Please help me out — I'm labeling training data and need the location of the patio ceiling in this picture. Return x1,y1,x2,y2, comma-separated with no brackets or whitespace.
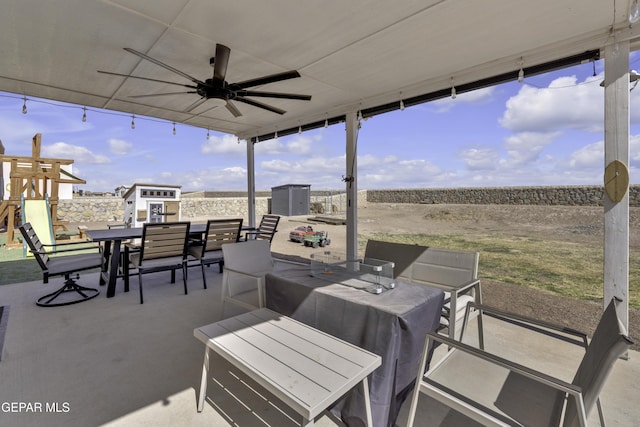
1,0,640,142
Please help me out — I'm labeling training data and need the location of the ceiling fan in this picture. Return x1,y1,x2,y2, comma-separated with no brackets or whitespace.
98,44,311,117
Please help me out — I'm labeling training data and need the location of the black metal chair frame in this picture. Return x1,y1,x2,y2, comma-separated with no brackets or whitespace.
244,214,280,243
187,218,243,289
19,222,102,307
127,222,190,304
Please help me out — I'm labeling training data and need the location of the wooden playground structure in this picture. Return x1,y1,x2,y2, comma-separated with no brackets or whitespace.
0,133,86,247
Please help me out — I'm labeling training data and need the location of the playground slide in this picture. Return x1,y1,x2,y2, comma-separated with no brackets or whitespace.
22,198,55,257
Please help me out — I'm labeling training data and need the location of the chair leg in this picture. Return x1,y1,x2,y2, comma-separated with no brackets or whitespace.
406,336,432,427
138,271,144,304
218,260,224,274
200,263,207,289
220,272,229,319
123,245,130,293
182,263,188,295
35,275,100,307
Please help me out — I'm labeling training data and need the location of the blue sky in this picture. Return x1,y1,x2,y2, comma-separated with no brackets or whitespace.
1,57,640,193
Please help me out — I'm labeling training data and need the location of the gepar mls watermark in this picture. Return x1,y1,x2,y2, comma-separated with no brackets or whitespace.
2,401,70,413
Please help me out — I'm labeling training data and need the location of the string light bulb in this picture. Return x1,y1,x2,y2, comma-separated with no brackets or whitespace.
206,128,210,140
131,115,135,130
451,79,457,99
298,125,302,134
357,110,363,121
517,57,524,83
324,117,329,128
400,99,405,111
22,97,27,114
82,107,87,122
172,121,176,135
274,129,278,139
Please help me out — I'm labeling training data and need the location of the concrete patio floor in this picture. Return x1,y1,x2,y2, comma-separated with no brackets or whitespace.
0,265,638,427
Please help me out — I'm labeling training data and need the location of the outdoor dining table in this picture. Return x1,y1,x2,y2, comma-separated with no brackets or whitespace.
265,267,444,427
86,223,208,298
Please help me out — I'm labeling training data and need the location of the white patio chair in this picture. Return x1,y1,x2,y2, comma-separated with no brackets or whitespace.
406,299,633,427
220,239,304,312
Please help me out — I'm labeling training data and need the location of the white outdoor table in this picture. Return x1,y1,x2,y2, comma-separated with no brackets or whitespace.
194,308,382,426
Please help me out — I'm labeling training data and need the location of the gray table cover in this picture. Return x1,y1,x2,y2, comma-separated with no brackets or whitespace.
265,268,444,427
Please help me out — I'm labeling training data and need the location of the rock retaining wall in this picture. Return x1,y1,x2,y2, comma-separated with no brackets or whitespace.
57,186,635,223
56,190,367,223
366,185,640,206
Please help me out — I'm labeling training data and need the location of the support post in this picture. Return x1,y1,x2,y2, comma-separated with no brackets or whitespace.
603,41,630,341
345,111,359,263
246,138,256,228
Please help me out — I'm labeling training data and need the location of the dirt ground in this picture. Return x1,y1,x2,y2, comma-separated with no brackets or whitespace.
271,203,639,350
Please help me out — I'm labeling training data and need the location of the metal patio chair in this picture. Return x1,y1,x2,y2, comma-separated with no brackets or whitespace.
406,299,633,427
128,221,190,304
243,214,280,243
220,239,304,313
19,222,102,307
187,218,243,288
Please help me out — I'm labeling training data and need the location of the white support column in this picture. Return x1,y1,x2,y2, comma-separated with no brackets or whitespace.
603,41,630,336
246,138,256,228
345,111,359,262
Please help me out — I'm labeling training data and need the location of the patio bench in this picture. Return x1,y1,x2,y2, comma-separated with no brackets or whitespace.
194,308,381,426
364,239,482,342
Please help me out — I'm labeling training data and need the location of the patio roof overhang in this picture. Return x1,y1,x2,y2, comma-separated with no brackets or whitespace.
0,0,638,140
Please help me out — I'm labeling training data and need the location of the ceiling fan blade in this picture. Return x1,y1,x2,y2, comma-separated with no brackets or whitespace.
124,48,205,85
213,44,230,83
98,70,198,89
225,100,242,117
238,90,311,101
235,97,286,115
128,91,197,99
231,70,301,89
184,97,209,113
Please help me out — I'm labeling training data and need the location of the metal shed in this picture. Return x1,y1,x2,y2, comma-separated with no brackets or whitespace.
271,184,310,216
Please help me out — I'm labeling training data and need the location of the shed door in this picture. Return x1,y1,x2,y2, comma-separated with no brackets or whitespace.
164,201,179,220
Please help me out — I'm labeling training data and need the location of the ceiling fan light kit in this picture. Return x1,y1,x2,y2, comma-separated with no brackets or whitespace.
98,44,311,118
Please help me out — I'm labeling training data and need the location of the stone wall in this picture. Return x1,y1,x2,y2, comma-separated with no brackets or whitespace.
366,185,640,207
57,190,367,223
57,186,631,223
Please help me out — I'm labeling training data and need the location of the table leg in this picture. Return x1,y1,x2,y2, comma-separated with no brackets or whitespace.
197,346,210,412
362,377,373,427
99,240,111,287
106,239,122,298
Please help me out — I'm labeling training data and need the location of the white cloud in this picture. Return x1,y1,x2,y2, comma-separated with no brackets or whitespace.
500,75,605,133
256,134,318,155
172,166,247,191
459,147,501,171
109,138,132,155
41,142,110,164
503,131,559,165
201,134,244,155
568,140,603,169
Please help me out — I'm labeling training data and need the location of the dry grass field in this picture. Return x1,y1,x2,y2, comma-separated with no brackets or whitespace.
273,203,640,350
